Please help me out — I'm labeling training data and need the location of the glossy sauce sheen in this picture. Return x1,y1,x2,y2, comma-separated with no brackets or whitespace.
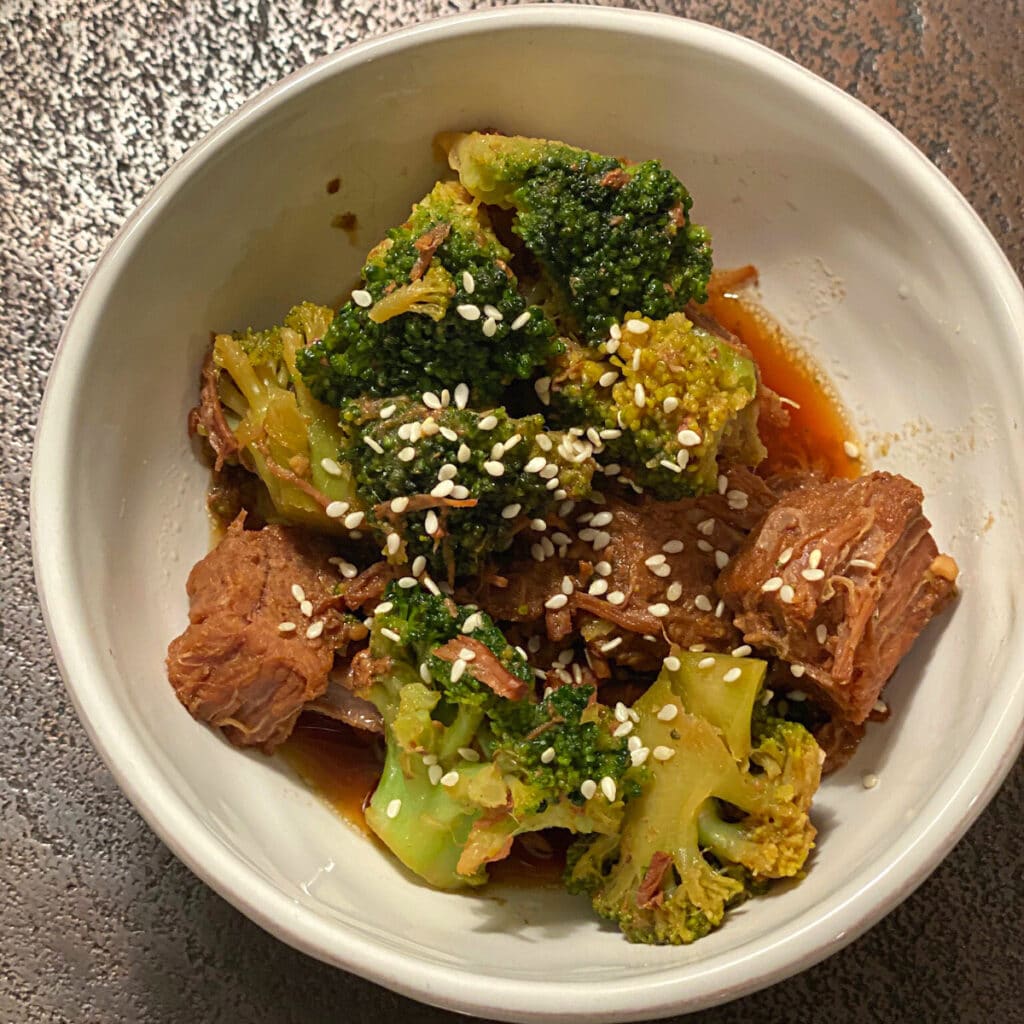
279,268,857,880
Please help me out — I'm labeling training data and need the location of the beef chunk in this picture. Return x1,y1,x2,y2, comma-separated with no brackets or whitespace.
465,465,776,672
167,517,355,752
716,472,958,724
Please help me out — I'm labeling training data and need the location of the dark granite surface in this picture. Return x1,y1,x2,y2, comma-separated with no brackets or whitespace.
2,2,1022,1022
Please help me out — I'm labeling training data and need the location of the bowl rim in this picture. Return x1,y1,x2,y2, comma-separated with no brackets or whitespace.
31,5,1024,1021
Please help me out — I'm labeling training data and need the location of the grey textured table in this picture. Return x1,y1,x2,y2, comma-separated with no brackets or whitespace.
2,2,1022,1022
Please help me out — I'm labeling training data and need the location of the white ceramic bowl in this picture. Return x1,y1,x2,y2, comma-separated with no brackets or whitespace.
32,7,1024,1021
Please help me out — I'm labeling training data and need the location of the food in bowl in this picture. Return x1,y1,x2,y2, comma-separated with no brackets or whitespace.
166,131,958,944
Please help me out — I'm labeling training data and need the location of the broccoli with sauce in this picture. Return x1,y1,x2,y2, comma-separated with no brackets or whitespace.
442,132,713,341
565,651,821,944
297,181,560,407
339,397,595,579
358,583,634,888
205,303,362,532
546,312,764,498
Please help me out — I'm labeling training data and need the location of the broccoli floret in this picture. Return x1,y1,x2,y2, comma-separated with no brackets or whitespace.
358,583,631,888
209,303,361,531
297,181,560,407
546,312,764,497
339,397,594,579
443,132,713,341
565,651,821,944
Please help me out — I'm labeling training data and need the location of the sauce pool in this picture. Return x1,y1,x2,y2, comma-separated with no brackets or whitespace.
279,267,858,879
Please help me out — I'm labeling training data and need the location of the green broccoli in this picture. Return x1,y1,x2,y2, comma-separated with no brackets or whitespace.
207,302,361,531
442,132,713,341
339,397,595,579
565,651,821,944
297,181,560,407
546,312,764,497
357,583,631,888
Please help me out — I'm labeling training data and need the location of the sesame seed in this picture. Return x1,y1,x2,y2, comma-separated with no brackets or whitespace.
802,568,825,581
715,599,725,618
534,377,552,405
461,612,482,633
386,798,402,819
351,289,372,307
778,547,794,566
862,772,879,790
698,518,715,536
390,496,409,513
662,539,684,554
410,556,426,577
590,511,613,528
500,503,521,520
607,591,626,606
306,620,325,639
482,317,497,338
449,658,466,682
539,746,556,765
694,594,713,612
626,319,649,334
457,443,471,463
422,576,441,596
374,602,394,616
561,576,575,595
599,636,622,653
609,323,623,340
779,585,795,604
511,310,531,330
504,434,522,452
844,441,861,459
440,770,460,788
379,404,397,420
598,370,618,387
666,582,683,602
648,603,670,618
419,665,432,684
521,455,545,476
461,270,475,293
291,584,306,603
278,621,296,633
540,463,559,480
479,415,499,431
660,459,681,473
791,663,806,677
762,576,784,593
557,649,575,666
816,624,828,645
428,764,444,786
422,391,441,409
715,550,730,570
430,479,455,498
727,489,748,504
545,594,569,610
530,543,546,562
652,745,675,761
536,434,553,451
595,561,612,576
788,690,807,702
300,600,313,617
630,747,650,767
600,777,617,802
718,474,729,495
324,499,348,519
849,558,877,569
398,446,416,462
380,627,402,642
481,304,502,321
612,720,634,738
690,644,707,652
438,463,458,481
732,644,752,657
634,383,646,408
490,442,505,460
320,457,343,477
344,511,365,529
645,554,667,568
874,699,888,713
397,576,418,589
677,429,702,447
698,656,715,669
579,779,598,800
457,303,481,321
656,704,679,723
723,667,742,683
663,396,679,413
484,460,504,477
809,549,822,569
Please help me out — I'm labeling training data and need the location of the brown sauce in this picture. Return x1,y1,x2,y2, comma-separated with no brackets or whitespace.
277,265,857,882
702,266,860,480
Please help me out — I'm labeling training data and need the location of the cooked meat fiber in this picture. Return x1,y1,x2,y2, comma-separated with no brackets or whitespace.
717,472,958,724
167,517,353,752
466,465,776,672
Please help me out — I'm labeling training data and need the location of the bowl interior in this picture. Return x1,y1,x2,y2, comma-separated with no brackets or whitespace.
36,10,1024,1021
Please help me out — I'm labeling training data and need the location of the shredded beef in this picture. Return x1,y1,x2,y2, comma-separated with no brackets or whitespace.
432,638,530,700
166,516,352,752
188,349,239,472
716,472,957,724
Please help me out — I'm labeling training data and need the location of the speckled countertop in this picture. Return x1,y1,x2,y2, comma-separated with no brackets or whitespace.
2,2,1022,1022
